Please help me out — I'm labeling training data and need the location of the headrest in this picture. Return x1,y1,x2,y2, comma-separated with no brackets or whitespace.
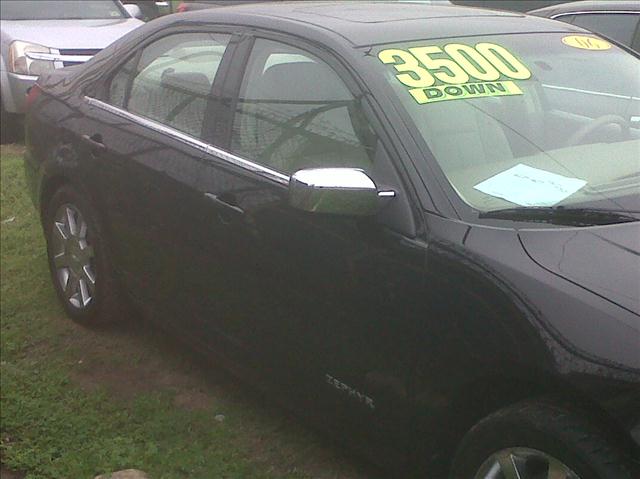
256,61,351,102
161,69,211,95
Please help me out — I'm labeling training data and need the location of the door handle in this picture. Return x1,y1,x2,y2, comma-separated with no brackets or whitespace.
204,193,245,216
81,134,106,152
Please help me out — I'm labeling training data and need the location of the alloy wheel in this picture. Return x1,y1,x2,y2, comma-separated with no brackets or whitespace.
475,447,580,479
51,203,96,309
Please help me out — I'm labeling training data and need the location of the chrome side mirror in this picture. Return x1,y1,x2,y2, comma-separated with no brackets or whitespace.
289,168,393,216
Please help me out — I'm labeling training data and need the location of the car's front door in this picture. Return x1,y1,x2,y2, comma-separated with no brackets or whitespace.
197,35,428,462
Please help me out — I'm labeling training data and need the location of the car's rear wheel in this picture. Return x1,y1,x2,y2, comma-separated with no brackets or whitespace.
45,184,126,325
450,399,637,479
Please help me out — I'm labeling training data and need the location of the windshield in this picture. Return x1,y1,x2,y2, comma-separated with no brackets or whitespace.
373,33,640,215
0,0,126,20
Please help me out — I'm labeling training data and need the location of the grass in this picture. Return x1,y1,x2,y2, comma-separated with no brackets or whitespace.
0,144,373,479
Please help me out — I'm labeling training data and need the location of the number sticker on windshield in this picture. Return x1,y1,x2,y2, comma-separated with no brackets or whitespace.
562,35,611,51
378,43,531,105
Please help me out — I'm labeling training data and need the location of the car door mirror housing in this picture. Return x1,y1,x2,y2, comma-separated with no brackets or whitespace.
289,168,389,216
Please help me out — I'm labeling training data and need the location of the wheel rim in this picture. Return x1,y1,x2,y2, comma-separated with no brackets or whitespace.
474,447,580,479
51,203,96,309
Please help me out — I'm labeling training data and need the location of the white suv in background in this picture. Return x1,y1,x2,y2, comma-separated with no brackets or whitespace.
0,0,143,141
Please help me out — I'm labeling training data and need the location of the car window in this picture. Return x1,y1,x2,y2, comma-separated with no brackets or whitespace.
569,13,640,47
230,39,375,174
554,14,575,23
126,33,231,139
108,56,137,109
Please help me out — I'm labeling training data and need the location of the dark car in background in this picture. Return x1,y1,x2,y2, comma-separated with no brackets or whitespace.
174,0,581,13
529,1,640,51
24,2,640,478
122,1,171,21
175,0,452,13
175,0,273,13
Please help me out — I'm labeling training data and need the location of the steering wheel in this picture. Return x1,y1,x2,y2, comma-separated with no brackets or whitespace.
567,114,630,146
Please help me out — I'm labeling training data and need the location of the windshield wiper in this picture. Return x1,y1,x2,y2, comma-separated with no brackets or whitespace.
479,207,639,226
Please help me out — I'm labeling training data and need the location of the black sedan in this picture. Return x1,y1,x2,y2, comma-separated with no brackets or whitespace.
529,0,640,52
24,2,640,478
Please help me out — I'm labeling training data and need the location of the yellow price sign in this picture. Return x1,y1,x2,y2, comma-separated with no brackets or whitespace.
379,42,531,105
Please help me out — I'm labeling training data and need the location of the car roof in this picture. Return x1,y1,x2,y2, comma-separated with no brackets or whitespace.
530,1,640,16
175,1,584,47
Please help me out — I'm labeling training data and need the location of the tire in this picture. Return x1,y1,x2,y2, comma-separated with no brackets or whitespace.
44,184,126,326
450,398,637,479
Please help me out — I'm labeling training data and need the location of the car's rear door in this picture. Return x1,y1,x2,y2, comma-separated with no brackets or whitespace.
79,28,244,342
197,33,428,463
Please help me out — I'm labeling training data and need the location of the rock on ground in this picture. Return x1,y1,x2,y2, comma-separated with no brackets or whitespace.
94,469,150,479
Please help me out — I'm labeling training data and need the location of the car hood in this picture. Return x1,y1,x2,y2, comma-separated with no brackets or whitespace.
519,221,640,316
1,18,143,50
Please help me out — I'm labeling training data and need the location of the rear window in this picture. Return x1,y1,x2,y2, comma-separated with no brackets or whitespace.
106,32,231,139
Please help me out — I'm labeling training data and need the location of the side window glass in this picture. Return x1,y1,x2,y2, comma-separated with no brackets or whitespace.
127,32,231,138
108,55,136,108
554,14,575,23
230,39,376,175
570,13,640,47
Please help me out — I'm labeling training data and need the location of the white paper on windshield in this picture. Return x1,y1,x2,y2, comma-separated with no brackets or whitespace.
473,164,587,207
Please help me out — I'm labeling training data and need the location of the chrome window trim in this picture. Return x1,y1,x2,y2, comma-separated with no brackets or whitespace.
27,52,93,63
541,84,640,101
84,96,290,186
551,10,640,19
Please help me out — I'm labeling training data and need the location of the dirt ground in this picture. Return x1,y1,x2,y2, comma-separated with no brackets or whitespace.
68,318,379,478
1,467,25,479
